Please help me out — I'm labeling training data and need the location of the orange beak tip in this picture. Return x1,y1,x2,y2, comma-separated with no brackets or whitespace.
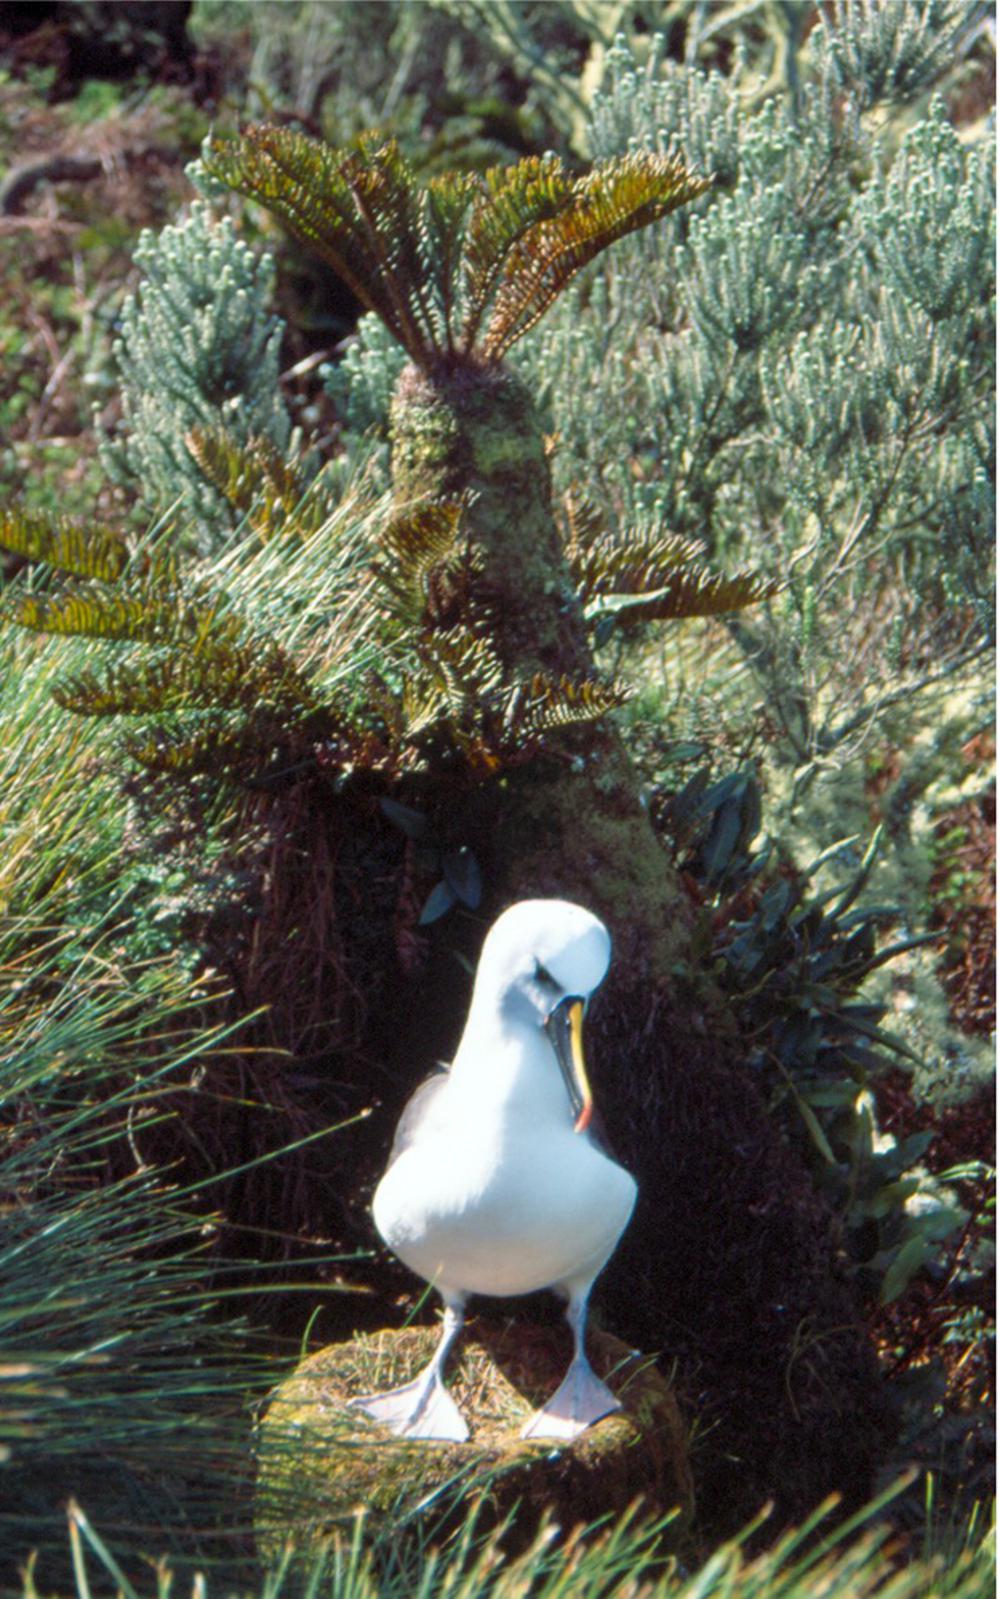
574,1103,593,1134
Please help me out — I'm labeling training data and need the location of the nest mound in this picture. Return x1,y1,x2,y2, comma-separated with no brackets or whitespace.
255,1319,692,1560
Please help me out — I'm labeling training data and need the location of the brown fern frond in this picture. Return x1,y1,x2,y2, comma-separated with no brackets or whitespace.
373,504,492,631
577,531,779,626
52,640,317,719
203,127,435,365
374,505,465,600
7,574,244,651
0,505,128,582
503,671,629,739
420,625,506,716
10,588,177,643
567,526,714,606
421,171,480,353
203,128,709,371
398,676,450,744
122,720,278,781
124,697,376,783
482,151,712,361
590,565,779,625
560,494,779,628
559,491,615,570
460,156,575,351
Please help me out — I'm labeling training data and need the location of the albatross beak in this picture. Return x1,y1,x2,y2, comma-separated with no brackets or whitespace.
544,996,593,1133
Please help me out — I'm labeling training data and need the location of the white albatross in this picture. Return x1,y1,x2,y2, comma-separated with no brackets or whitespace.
349,898,637,1443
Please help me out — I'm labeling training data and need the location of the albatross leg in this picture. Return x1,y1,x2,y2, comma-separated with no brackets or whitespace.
347,1294,469,1441
521,1282,621,1441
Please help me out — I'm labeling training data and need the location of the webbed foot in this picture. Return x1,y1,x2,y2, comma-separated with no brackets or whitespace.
520,1357,621,1441
348,1373,469,1442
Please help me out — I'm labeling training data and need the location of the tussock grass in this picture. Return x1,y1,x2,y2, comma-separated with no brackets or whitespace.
0,622,362,1590
29,1480,996,1599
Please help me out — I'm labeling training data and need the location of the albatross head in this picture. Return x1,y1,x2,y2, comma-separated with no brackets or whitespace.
471,899,611,1132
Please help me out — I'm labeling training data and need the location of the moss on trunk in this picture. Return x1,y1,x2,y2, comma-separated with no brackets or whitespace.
389,358,700,982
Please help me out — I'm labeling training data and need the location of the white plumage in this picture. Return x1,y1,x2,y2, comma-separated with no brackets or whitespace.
350,899,637,1442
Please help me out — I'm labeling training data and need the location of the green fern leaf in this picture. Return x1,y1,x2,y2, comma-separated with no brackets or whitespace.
421,172,480,352
0,506,128,582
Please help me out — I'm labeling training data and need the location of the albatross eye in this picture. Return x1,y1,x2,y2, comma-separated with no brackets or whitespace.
534,960,559,991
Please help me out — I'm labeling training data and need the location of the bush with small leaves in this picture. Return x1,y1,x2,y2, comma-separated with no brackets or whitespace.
100,202,291,551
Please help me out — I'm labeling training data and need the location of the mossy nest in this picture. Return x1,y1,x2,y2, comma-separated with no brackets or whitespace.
255,1318,693,1562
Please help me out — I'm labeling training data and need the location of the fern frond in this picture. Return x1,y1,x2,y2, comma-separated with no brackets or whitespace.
421,172,480,354
559,490,610,560
568,525,716,603
585,565,780,627
482,152,712,361
10,589,176,643
52,641,317,719
421,625,506,715
203,127,433,365
0,505,128,582
203,128,709,370
460,156,575,351
504,672,629,738
8,577,244,650
562,501,779,628
122,719,278,781
185,428,312,539
375,504,465,597
372,503,490,633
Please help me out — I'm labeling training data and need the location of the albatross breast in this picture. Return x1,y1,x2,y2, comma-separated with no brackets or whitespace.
374,1112,636,1298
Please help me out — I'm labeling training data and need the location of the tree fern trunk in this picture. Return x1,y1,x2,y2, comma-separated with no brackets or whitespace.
390,359,699,978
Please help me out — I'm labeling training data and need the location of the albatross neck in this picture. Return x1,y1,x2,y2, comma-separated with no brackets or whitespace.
448,992,573,1126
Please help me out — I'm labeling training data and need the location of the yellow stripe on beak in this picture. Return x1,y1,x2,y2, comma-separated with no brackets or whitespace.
568,1000,593,1133
544,996,594,1134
